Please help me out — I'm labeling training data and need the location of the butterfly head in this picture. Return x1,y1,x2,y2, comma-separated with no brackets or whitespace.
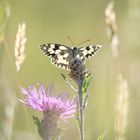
72,47,78,57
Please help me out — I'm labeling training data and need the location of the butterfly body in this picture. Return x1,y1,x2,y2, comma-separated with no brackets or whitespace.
40,43,102,70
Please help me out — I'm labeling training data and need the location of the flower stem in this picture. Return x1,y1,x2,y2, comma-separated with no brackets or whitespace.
77,80,84,140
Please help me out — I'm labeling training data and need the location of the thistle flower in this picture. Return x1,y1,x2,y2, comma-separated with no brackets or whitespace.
19,84,76,140
15,22,27,71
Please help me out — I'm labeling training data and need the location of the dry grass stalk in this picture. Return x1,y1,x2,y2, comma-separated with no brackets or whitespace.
15,22,27,71
115,75,129,140
105,2,119,58
3,92,16,140
0,1,10,32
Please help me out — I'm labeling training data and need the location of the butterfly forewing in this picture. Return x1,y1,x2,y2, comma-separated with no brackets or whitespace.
78,45,102,62
40,44,71,70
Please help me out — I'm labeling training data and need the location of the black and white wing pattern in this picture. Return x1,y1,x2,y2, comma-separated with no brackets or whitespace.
78,45,102,62
40,43,102,70
40,44,72,70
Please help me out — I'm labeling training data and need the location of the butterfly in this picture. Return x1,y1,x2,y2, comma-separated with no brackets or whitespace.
40,43,102,70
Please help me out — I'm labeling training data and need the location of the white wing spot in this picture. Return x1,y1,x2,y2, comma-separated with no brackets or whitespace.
48,48,54,53
59,46,67,50
89,46,94,52
63,53,69,58
49,51,55,54
88,50,93,54
82,50,88,55
57,55,68,64
55,50,61,54
79,47,85,51
97,45,102,48
43,46,47,50
80,56,84,60
50,44,55,49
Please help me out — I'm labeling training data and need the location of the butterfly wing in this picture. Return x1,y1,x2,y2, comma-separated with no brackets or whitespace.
40,44,71,70
78,45,102,62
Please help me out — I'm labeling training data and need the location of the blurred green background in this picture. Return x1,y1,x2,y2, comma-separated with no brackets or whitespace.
0,0,140,139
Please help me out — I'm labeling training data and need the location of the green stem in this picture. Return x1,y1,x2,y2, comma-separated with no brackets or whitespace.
77,80,84,140
76,99,81,130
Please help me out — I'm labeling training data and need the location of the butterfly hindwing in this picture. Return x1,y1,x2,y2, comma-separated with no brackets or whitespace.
40,44,71,70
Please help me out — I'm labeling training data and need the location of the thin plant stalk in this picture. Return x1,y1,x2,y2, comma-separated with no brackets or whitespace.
62,74,85,140
1,24,33,140
105,2,129,140
0,36,16,140
68,58,94,140
77,80,84,140
115,75,129,140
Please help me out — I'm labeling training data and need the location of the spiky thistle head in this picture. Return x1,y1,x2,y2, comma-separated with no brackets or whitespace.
19,84,76,139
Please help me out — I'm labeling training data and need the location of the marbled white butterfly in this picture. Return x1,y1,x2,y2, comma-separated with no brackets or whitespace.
40,43,102,70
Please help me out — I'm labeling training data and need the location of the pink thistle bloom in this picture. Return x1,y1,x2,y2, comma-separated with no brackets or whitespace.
19,84,77,139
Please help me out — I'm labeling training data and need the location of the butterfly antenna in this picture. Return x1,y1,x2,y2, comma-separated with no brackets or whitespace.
67,36,75,46
77,39,91,46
